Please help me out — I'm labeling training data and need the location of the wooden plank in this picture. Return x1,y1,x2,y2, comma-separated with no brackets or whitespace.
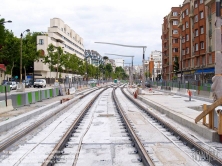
209,111,213,129
203,104,207,125
195,97,222,123
218,112,222,135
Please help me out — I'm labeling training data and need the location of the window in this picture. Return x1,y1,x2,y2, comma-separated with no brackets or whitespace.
61,28,63,31
202,55,205,65
173,21,178,25
182,49,185,55
209,54,212,64
182,24,185,31
200,0,203,4
200,41,204,49
195,15,198,22
186,9,189,15
173,39,178,43
173,12,178,16
194,1,198,8
186,22,189,28
182,12,185,18
195,29,198,36
182,37,185,43
173,48,178,52
186,47,189,54
186,34,189,41
39,39,44,45
173,30,178,34
200,26,204,34
200,11,204,19
195,43,199,51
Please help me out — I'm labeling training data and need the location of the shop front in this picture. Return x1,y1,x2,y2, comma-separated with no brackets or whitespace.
195,67,214,84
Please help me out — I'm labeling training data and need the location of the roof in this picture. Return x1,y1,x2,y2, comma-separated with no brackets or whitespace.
0,64,6,71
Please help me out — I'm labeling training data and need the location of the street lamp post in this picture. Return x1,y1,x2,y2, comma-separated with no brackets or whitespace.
95,42,147,89
20,29,30,84
105,53,134,86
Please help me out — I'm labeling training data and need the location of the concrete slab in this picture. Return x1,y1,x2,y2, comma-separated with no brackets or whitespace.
127,88,220,142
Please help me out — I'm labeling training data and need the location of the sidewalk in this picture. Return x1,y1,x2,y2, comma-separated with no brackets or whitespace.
127,87,220,142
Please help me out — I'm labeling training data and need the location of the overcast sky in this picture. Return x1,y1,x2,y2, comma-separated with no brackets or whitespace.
1,0,181,65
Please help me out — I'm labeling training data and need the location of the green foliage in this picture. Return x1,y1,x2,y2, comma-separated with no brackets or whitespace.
0,18,6,46
173,56,179,72
0,30,20,75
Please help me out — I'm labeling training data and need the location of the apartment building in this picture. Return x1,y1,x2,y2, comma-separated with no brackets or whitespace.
114,59,124,68
162,0,216,83
35,18,85,78
150,50,162,80
85,50,103,67
162,7,181,80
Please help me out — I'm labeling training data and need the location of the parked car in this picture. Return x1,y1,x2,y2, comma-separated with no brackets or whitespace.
7,81,17,90
88,79,97,84
23,80,33,88
1,80,8,85
145,81,151,88
33,79,46,88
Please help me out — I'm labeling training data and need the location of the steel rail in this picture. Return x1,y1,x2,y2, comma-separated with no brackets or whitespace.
112,87,155,166
0,87,101,153
122,87,222,166
42,87,108,166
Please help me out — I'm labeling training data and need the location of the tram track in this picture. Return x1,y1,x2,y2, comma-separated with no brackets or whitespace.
0,87,103,154
42,87,108,165
121,87,222,166
112,87,155,166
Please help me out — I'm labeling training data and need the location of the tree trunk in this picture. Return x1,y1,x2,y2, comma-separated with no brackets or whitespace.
24,66,26,81
10,61,14,81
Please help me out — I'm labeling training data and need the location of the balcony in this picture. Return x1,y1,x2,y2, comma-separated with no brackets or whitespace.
177,21,182,28
205,0,212,6
189,12,194,18
170,16,178,21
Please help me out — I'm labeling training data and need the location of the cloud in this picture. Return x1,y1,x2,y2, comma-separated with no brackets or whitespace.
1,0,181,64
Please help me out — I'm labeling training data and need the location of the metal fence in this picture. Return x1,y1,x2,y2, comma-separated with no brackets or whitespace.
151,80,212,92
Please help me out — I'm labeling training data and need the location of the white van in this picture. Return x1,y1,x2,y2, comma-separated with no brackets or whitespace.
34,79,46,88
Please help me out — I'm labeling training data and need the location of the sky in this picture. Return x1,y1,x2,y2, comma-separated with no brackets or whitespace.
1,0,182,65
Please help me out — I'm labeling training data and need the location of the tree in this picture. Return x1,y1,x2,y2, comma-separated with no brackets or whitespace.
0,30,20,79
0,18,6,47
43,44,56,82
173,56,179,72
105,63,113,79
22,32,41,80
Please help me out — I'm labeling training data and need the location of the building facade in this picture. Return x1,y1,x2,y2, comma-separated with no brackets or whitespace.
150,50,162,80
85,50,103,67
114,59,124,68
162,0,217,84
35,18,85,78
162,7,181,81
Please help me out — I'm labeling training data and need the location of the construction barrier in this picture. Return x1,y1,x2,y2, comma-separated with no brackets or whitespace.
10,88,60,108
0,85,10,93
0,99,14,114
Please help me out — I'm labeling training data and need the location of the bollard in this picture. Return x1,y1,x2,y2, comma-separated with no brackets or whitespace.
187,89,192,101
5,86,7,107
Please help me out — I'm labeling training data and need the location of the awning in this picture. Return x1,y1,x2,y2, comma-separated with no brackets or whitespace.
0,64,6,71
195,68,214,74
